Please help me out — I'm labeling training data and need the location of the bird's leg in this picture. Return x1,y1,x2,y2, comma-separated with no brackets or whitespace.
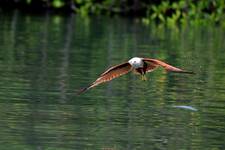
143,74,147,81
142,64,148,81
141,74,147,81
138,68,148,81
141,75,144,80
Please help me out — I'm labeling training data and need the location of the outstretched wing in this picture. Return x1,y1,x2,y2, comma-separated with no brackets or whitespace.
78,62,132,94
143,58,194,74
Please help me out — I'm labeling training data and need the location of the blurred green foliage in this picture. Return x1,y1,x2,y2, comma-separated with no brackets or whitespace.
143,0,225,26
1,0,225,25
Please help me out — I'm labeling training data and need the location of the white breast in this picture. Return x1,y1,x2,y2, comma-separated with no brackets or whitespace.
128,57,143,68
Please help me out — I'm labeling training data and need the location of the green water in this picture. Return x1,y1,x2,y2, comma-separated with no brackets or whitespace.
0,11,225,150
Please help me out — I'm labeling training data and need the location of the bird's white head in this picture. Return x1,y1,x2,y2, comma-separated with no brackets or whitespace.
128,57,143,68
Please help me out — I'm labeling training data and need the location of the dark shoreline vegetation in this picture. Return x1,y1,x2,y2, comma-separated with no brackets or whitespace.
1,0,225,26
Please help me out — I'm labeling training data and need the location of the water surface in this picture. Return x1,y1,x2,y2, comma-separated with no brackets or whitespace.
0,11,225,150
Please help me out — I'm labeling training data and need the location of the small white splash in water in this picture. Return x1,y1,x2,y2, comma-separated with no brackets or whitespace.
172,105,198,111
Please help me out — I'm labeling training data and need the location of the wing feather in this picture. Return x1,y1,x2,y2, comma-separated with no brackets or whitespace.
78,62,132,94
143,58,194,74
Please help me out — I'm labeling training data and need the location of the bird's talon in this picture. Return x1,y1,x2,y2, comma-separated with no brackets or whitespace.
143,75,147,81
141,75,147,81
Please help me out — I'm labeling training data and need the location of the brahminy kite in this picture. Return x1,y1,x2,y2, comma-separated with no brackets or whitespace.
78,57,194,94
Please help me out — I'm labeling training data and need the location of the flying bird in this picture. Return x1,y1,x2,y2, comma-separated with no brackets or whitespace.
78,57,194,94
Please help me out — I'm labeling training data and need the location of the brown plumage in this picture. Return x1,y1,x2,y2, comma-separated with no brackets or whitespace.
78,57,194,94
143,58,194,74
